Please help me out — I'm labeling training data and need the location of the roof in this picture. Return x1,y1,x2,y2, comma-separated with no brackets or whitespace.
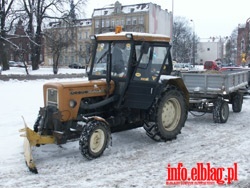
92,3,150,17
48,18,92,28
95,31,170,42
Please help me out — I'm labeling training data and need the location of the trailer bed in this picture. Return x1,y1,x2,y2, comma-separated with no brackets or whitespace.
181,70,248,96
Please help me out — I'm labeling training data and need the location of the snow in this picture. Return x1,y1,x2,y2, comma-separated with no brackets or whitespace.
97,31,171,39
0,67,250,188
92,4,149,17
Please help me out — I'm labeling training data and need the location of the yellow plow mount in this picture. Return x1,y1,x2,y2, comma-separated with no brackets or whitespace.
19,116,55,174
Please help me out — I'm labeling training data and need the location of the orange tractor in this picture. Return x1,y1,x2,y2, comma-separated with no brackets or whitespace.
20,27,189,173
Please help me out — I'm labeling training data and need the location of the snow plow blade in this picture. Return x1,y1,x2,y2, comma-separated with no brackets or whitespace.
19,117,55,174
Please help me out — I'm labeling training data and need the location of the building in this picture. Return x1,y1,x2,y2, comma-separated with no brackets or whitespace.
197,37,224,65
91,1,172,36
8,19,44,64
44,18,92,67
237,18,250,66
43,1,172,67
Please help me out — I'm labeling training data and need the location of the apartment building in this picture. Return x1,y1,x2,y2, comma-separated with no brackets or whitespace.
92,1,172,36
44,18,92,67
43,1,172,67
237,18,250,66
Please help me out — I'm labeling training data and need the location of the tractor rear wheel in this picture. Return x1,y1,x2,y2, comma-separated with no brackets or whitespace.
79,120,110,159
144,87,187,141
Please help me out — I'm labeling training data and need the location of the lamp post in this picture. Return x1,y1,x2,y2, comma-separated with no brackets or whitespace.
190,19,195,67
171,0,174,42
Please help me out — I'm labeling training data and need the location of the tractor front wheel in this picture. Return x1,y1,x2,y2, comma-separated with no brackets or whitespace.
79,120,110,160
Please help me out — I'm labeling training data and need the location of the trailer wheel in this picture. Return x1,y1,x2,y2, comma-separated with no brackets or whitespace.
232,93,243,112
79,120,110,160
144,87,187,141
213,99,229,123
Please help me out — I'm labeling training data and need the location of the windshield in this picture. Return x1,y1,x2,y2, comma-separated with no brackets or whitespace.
92,42,131,78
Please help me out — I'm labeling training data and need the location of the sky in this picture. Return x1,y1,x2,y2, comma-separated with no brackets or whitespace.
85,0,250,39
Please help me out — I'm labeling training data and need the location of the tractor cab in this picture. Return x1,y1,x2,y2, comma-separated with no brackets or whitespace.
88,28,173,109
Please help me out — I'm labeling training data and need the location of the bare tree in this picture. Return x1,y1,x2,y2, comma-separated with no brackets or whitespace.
0,0,19,70
172,16,199,63
75,40,92,69
224,28,238,65
21,0,87,70
44,23,76,74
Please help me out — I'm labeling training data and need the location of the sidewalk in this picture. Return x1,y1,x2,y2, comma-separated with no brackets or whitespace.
0,67,86,81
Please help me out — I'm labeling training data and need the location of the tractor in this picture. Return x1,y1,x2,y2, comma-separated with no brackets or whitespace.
20,27,189,173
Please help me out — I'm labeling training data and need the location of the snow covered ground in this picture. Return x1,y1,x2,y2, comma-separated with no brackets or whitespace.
0,67,250,188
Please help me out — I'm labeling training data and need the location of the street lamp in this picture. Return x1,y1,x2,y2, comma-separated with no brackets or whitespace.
171,0,174,42
190,19,195,67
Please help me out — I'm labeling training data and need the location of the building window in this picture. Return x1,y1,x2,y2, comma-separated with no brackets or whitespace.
95,20,99,28
65,56,68,64
132,17,137,25
78,32,82,40
111,20,115,28
121,19,124,26
139,27,144,32
207,48,210,51
116,19,120,26
85,31,89,38
139,16,144,24
126,17,131,25
106,20,110,27
104,10,108,15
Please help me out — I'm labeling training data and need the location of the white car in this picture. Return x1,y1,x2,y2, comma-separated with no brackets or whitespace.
173,63,190,71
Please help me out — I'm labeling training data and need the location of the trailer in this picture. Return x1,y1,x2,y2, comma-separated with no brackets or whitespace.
180,70,249,123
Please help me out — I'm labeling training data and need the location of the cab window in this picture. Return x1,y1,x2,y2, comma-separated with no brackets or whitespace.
134,45,168,81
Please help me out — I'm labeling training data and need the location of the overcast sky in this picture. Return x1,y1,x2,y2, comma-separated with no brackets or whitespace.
85,0,250,39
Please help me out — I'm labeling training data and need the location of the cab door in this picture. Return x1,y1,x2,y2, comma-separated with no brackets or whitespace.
123,44,169,109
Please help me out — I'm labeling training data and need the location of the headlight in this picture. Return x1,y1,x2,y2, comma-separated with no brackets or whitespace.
47,88,58,107
69,100,77,108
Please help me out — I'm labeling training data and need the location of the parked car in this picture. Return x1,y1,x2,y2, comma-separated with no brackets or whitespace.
8,61,19,67
16,61,26,67
68,63,85,69
93,63,107,75
8,61,25,67
173,63,190,72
